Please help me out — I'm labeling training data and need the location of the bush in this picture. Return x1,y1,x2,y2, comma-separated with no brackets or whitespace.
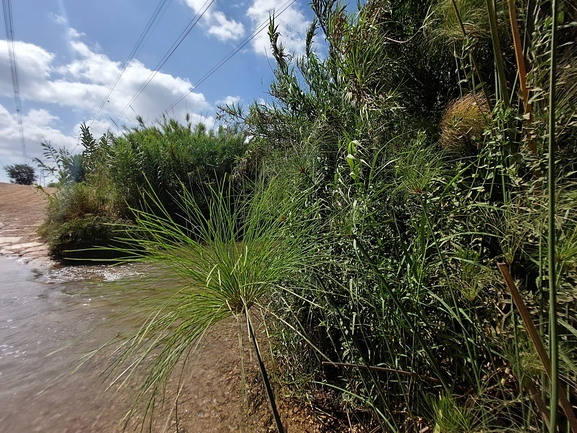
108,120,247,222
42,181,116,224
39,174,125,262
39,120,247,261
45,214,132,263
4,163,37,185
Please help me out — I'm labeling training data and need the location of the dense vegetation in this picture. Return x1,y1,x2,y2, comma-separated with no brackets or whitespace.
39,118,246,261
41,0,577,431
217,1,577,430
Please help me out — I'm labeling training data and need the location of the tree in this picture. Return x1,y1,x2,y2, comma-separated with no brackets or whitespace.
4,163,37,185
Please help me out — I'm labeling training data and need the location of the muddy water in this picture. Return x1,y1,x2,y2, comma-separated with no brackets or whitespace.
0,256,147,433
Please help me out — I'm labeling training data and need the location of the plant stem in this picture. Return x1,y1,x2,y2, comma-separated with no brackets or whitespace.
487,0,510,106
547,1,558,431
246,313,285,433
507,0,537,156
321,361,442,384
497,263,577,432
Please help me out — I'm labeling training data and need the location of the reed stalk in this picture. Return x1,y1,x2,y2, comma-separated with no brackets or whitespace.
547,1,559,430
507,0,537,156
497,263,577,432
486,0,510,106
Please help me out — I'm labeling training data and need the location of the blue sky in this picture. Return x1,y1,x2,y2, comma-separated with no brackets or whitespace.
0,0,317,183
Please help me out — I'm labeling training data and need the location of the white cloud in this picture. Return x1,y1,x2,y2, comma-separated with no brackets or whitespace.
247,0,309,56
0,36,212,126
0,104,77,175
48,13,67,25
207,11,245,41
217,95,241,105
0,40,54,91
68,28,86,39
0,32,217,182
184,0,245,42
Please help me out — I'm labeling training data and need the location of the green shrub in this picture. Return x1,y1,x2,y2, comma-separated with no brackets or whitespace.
108,119,247,222
42,182,116,224
4,163,37,185
39,167,125,262
45,215,131,263
39,120,248,262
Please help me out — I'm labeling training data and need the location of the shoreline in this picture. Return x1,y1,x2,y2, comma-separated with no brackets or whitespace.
0,182,327,432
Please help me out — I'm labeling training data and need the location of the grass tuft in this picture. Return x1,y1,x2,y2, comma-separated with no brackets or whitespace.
101,175,322,430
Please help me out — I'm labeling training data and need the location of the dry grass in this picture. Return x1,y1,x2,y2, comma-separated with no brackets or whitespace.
440,92,490,156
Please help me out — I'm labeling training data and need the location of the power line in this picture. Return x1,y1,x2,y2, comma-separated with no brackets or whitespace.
2,0,26,159
153,0,297,124
114,0,215,125
90,0,173,127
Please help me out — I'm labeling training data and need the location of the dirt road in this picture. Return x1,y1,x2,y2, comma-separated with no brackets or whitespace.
0,182,55,266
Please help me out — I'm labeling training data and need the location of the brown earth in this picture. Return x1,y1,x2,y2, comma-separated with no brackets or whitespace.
0,182,55,267
0,182,333,433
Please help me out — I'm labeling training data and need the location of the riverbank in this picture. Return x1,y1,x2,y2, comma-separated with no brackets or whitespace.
0,182,326,432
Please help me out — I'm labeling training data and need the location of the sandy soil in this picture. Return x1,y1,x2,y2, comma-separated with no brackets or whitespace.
0,182,328,433
141,318,326,433
0,182,55,267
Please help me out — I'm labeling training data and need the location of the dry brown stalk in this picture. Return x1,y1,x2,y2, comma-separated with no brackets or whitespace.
497,262,577,432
